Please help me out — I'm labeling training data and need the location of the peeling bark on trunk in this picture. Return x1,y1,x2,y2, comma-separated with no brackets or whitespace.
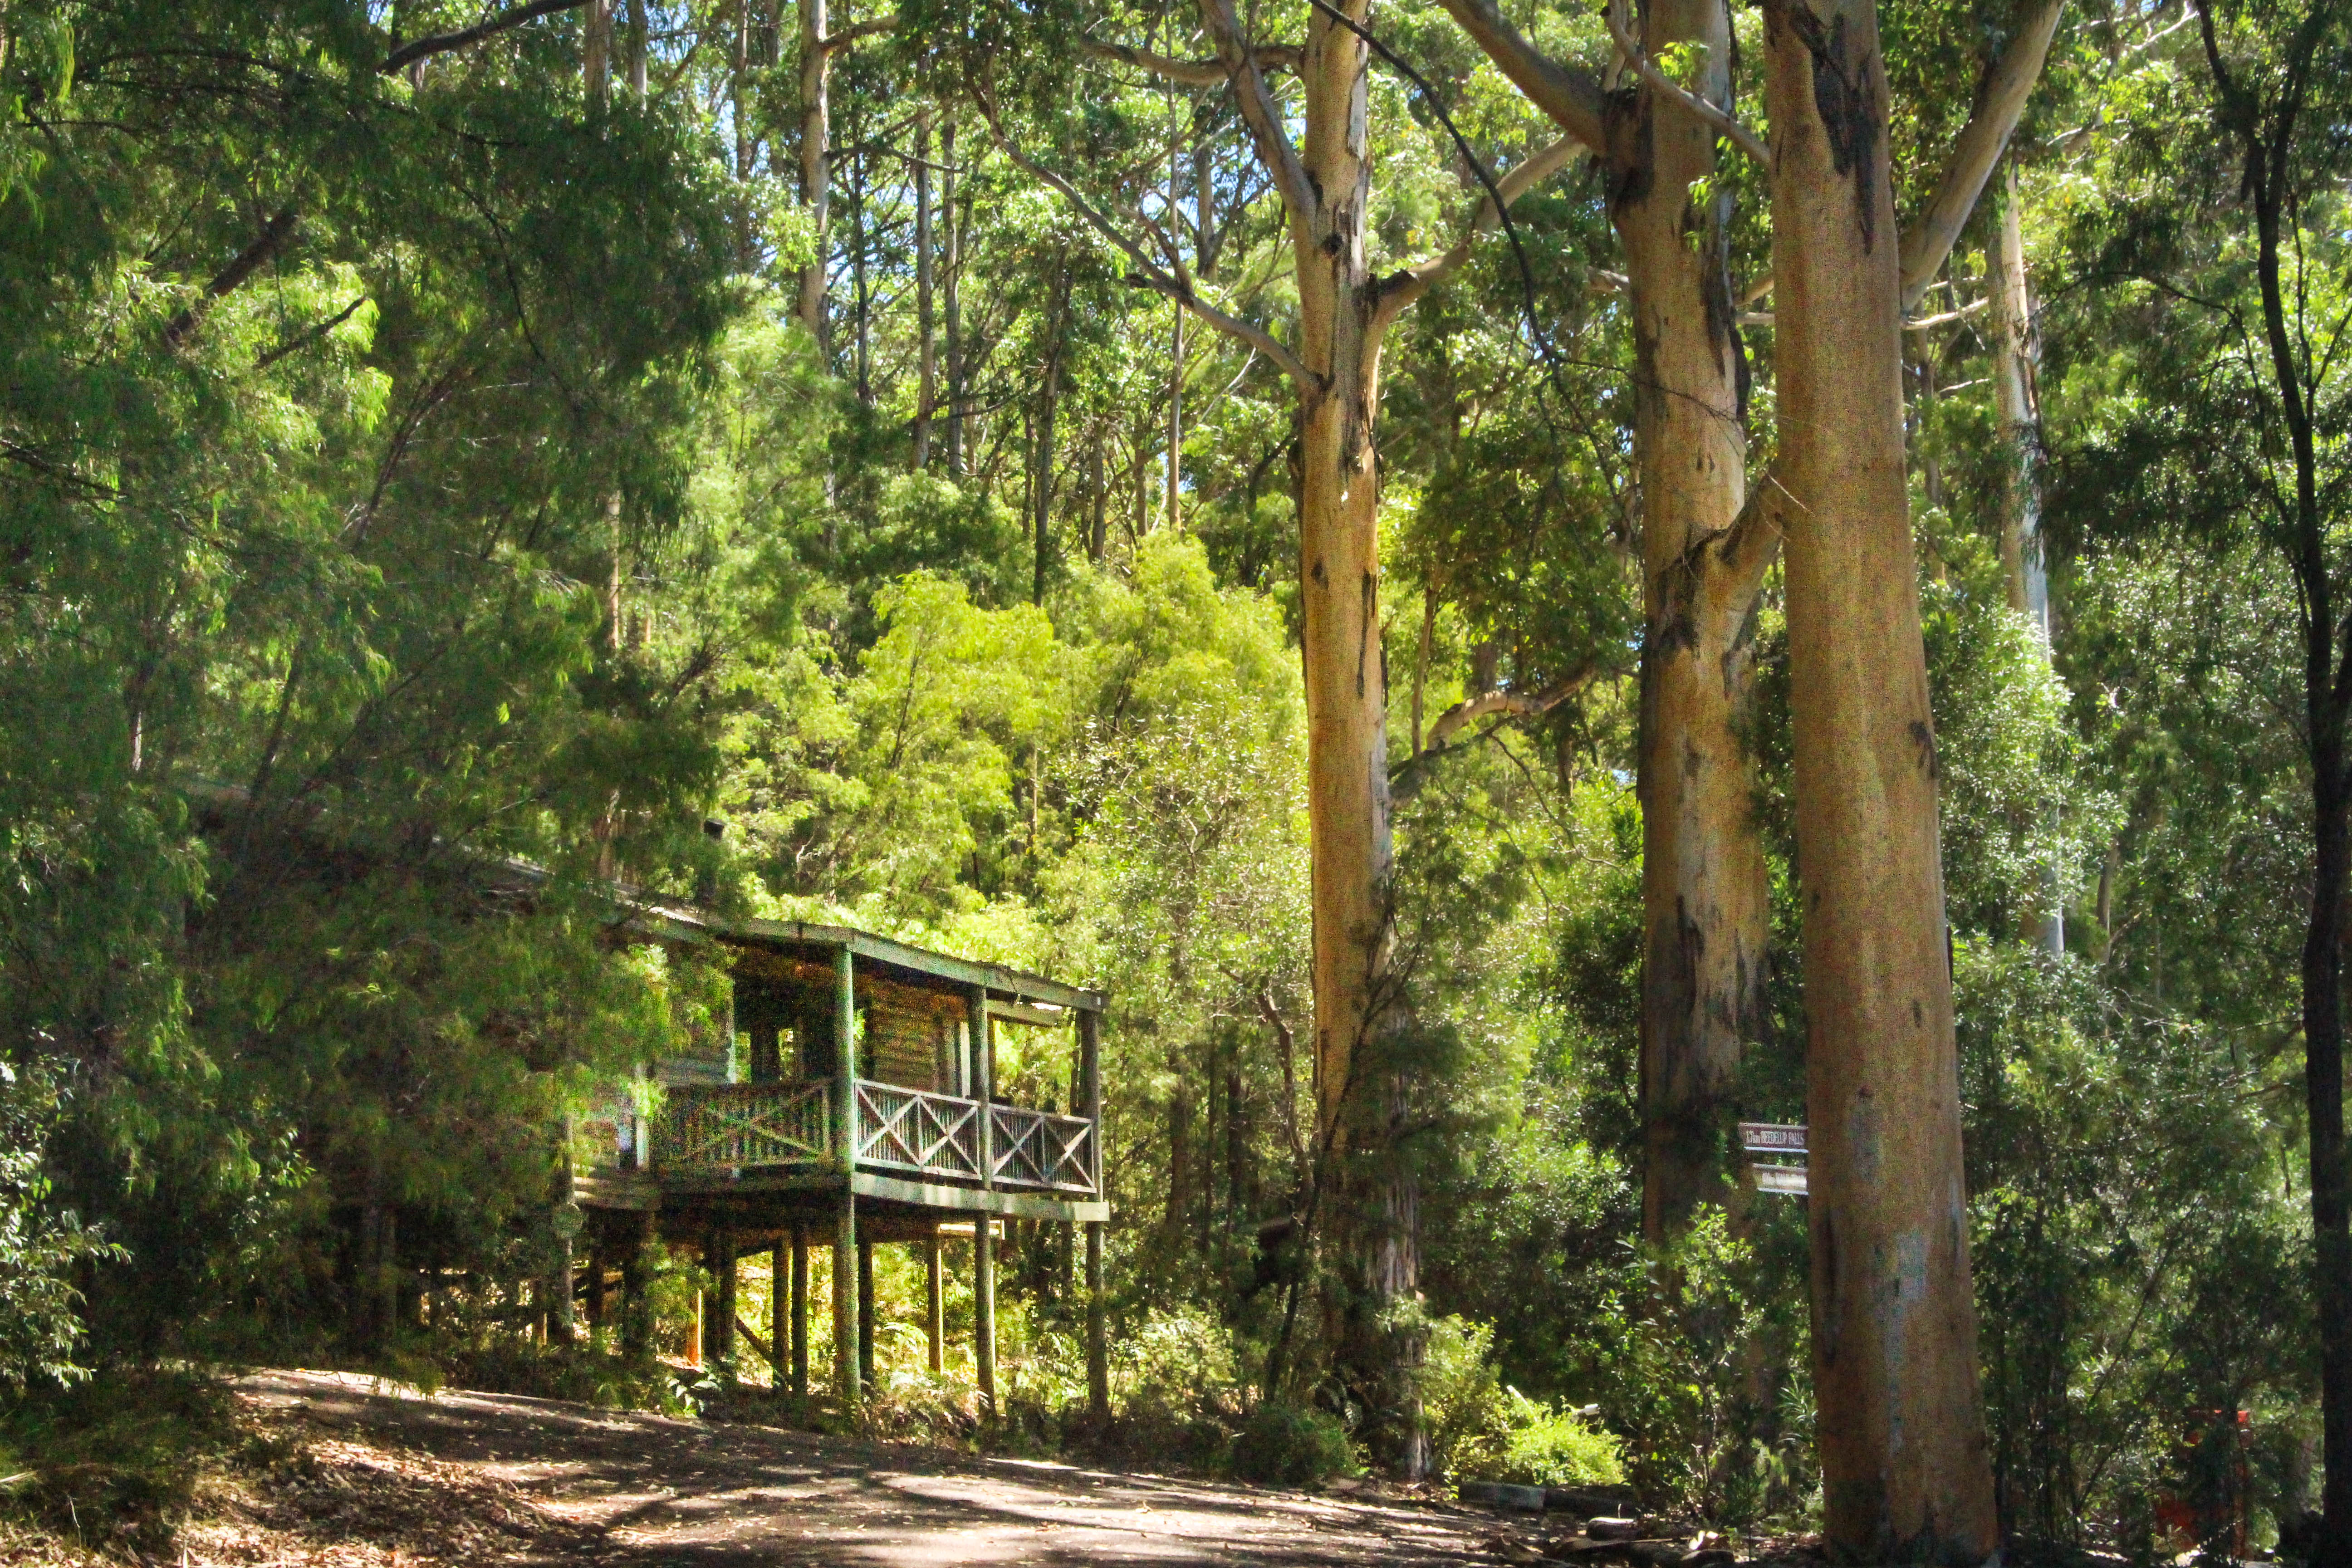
1620,0,1770,1245
1762,0,1997,1551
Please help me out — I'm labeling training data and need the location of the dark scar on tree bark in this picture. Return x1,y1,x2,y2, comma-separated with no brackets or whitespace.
1909,719,1939,779
1778,1,1880,251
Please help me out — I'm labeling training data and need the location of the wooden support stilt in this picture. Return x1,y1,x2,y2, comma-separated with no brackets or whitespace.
1086,1219,1108,1421
835,944,862,1414
790,1225,810,1399
975,1218,997,1415
705,1229,737,1377
686,1291,703,1367
926,1231,945,1374
769,1240,787,1390
620,1213,651,1354
587,1231,609,1331
857,1238,877,1387
834,1190,859,1410
1081,1008,1108,1421
970,982,998,1416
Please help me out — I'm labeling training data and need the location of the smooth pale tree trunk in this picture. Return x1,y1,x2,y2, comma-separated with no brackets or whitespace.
1988,169,2062,957
1437,0,2058,1259
1270,4,1423,1478
797,0,830,345
1621,0,1770,1245
1762,0,1997,1552
628,0,647,100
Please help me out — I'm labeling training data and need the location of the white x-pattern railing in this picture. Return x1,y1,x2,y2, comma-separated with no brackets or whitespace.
991,1103,1098,1194
854,1079,984,1181
656,1082,830,1170
655,1078,1097,1196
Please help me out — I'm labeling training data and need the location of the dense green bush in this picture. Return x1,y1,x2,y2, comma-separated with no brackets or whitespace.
1229,1403,1359,1487
1420,1315,1624,1487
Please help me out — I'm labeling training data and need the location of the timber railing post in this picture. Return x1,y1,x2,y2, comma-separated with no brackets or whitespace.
969,982,997,1416
1080,1006,1108,1422
835,945,861,1415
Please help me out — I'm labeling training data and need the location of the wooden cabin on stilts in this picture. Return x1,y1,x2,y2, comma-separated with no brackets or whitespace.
571,913,1112,1420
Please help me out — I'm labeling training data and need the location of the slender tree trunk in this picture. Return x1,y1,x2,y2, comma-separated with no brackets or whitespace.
797,0,830,347
851,148,871,406
584,0,612,102
1032,278,1066,603
628,0,647,100
944,112,964,477
1271,0,1423,1478
1088,425,1108,561
2247,162,2352,1567
1167,306,1185,531
1762,0,1998,1551
735,0,754,264
1989,167,2063,956
915,107,936,469
1166,71,1186,532
1621,0,1770,1245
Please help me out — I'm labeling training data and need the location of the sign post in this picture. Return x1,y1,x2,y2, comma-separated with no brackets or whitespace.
1737,1122,1809,1196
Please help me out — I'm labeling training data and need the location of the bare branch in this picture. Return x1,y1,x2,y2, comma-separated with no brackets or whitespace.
1432,0,1609,155
1425,664,1599,750
1598,4,1772,168
1373,137,1586,329
1196,0,1320,223
978,101,1318,387
1740,297,1988,331
1897,0,2067,311
380,0,587,75
819,15,897,53
1079,36,1302,84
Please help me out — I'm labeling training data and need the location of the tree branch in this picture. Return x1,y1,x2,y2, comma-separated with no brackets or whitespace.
1372,137,1585,329
1425,663,1599,750
1897,0,2067,311
820,15,897,53
1196,0,1320,225
255,295,369,370
164,207,300,346
380,0,588,76
1598,3,1772,168
977,98,1318,387
1080,36,1301,84
1431,0,1609,156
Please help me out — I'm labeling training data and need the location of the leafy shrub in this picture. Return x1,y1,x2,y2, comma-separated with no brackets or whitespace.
0,1368,243,1557
1419,1314,1624,1487
0,1062,119,1392
1229,1402,1358,1487
1487,1390,1627,1487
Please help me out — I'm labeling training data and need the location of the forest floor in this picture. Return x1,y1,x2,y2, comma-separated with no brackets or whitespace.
2,1367,1531,1566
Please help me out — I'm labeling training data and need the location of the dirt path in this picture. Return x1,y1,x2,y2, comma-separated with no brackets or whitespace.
233,1368,1505,1567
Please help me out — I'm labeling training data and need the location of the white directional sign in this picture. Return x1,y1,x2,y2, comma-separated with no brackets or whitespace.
1738,1122,1808,1154
1752,1165,1809,1195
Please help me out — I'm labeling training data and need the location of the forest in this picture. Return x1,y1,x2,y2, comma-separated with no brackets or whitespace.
0,0,2347,1559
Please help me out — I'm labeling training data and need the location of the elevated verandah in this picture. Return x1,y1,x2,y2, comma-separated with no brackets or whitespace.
571,912,1110,1417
